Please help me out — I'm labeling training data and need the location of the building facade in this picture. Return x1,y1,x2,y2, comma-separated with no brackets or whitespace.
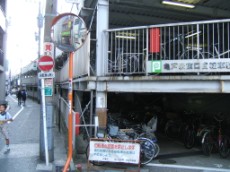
0,0,7,98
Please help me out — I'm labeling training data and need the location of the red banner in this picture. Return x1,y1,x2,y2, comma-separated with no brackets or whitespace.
149,28,160,53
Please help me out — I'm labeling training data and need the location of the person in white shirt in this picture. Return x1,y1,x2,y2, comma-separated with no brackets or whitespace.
0,100,13,154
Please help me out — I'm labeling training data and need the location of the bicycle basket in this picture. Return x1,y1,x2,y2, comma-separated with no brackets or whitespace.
108,125,119,136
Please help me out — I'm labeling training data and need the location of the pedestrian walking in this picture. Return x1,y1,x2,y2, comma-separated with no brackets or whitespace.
0,100,13,154
17,88,22,106
21,89,27,106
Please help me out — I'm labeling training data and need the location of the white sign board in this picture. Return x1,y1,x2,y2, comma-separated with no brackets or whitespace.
44,78,53,86
38,72,55,79
147,59,230,73
89,141,140,164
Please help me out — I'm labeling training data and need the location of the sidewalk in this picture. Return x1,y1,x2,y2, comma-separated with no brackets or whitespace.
3,95,147,172
3,95,69,172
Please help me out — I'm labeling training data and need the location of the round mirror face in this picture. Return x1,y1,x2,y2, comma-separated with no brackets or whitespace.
51,13,87,52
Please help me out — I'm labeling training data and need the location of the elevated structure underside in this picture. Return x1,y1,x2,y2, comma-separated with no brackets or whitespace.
54,75,230,93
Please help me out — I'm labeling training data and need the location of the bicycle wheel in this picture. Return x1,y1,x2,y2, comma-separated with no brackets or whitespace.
201,131,214,156
183,128,196,149
139,132,160,157
85,143,105,166
180,50,201,60
200,52,213,59
153,143,160,158
139,132,157,141
137,137,155,165
219,135,230,158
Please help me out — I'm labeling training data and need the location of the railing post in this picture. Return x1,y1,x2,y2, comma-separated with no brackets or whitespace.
146,28,149,76
197,24,200,59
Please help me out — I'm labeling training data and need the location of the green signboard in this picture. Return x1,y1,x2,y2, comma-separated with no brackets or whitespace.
152,60,162,73
45,87,53,96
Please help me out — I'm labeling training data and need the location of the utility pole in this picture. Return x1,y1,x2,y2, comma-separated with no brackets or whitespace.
39,0,57,163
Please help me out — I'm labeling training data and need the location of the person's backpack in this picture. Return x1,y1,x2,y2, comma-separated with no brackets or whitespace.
21,90,26,97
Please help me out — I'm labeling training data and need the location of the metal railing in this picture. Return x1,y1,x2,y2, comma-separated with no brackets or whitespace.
105,19,230,75
57,95,97,148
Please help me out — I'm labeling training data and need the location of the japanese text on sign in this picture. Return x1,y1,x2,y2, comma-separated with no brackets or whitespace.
148,59,230,73
43,42,54,57
38,72,55,79
89,141,140,164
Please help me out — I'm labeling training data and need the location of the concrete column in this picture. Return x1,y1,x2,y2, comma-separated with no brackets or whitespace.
96,0,109,76
95,0,109,129
0,72,5,99
39,0,57,162
1,26,7,98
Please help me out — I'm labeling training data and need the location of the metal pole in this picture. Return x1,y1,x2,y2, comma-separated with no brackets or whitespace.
58,94,61,132
63,52,74,172
38,1,42,59
90,90,94,137
41,78,49,166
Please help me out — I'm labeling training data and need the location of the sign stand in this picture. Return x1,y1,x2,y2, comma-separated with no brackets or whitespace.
41,78,49,166
38,53,54,166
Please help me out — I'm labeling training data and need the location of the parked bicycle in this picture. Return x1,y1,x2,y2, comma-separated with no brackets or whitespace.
201,113,230,158
139,114,160,158
149,30,213,61
108,126,156,165
212,43,230,59
164,118,186,139
183,113,209,149
108,48,139,74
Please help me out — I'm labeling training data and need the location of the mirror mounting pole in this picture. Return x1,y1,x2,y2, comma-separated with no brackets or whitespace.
63,51,74,172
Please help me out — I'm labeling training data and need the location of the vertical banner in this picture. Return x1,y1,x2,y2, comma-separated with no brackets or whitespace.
149,28,160,53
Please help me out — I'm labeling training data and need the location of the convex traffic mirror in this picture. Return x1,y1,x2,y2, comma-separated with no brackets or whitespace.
51,13,87,52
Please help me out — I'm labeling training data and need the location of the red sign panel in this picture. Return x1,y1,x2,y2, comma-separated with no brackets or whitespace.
149,28,160,53
38,55,54,71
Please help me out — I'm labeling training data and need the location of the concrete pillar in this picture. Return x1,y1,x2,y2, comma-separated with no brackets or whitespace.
95,0,109,129
39,0,57,162
0,72,5,99
1,24,7,99
96,0,109,77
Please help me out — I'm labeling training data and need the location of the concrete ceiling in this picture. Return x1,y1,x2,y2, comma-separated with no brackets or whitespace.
83,0,230,28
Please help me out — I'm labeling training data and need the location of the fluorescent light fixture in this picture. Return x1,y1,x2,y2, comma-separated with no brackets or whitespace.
115,35,136,40
162,0,195,8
